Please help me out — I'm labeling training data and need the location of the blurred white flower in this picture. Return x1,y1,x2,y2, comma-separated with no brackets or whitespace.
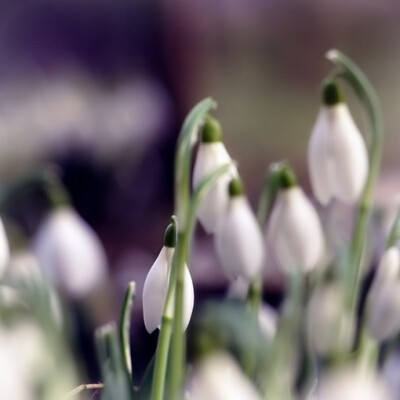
192,117,237,234
267,186,325,273
142,225,194,333
215,178,265,281
306,284,354,356
187,352,262,400
0,322,50,400
367,247,400,341
32,207,108,299
316,367,393,400
308,82,368,205
0,218,10,277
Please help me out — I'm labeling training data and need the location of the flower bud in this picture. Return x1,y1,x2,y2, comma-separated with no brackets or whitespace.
192,116,237,233
142,223,194,333
367,247,400,341
187,352,262,400
316,367,393,400
215,178,265,281
267,185,325,273
306,284,354,356
308,82,368,205
32,207,107,299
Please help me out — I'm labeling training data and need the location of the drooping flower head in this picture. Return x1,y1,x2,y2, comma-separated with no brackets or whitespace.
366,246,400,341
308,82,369,205
142,220,194,333
193,116,237,234
267,166,325,273
33,206,108,299
215,178,265,281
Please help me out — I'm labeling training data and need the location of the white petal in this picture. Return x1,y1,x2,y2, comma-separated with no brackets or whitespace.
32,207,107,298
188,352,262,400
316,368,393,400
308,108,333,205
183,265,195,331
193,142,237,233
0,218,10,277
268,187,325,273
215,196,265,280
326,104,368,203
142,247,194,333
142,247,170,333
306,284,353,356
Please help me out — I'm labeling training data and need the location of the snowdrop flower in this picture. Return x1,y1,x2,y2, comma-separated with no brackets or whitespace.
193,116,237,233
306,283,354,356
142,221,194,333
215,178,265,281
32,206,108,299
316,367,393,400
367,247,400,341
267,168,325,273
0,217,10,277
308,82,368,205
188,352,262,400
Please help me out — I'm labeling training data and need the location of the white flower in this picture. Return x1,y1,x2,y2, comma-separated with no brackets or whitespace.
267,186,325,273
192,116,237,234
215,179,265,281
0,217,10,277
142,244,194,333
306,284,354,356
316,367,393,400
187,352,262,400
308,83,368,205
367,247,400,341
32,206,108,299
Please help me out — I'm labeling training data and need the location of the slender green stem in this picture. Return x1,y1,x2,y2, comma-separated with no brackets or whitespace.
174,98,217,226
119,281,136,380
263,271,304,399
150,219,178,400
247,161,288,313
326,50,384,314
386,211,400,248
169,163,233,399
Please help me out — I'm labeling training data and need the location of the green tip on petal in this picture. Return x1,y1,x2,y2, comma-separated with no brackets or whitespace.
201,115,223,143
278,167,298,189
322,81,344,106
228,178,245,197
164,222,177,247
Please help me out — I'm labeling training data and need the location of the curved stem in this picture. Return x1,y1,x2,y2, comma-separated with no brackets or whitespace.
119,281,136,381
326,50,384,314
174,98,217,225
386,211,400,248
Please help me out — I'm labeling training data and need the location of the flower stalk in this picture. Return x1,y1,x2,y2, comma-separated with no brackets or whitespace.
326,50,384,317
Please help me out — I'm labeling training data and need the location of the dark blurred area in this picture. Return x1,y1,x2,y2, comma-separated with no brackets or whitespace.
0,0,399,383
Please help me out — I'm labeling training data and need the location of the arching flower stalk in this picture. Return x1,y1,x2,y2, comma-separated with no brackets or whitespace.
150,98,233,400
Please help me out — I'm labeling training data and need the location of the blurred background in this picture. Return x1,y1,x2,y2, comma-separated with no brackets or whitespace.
0,0,399,388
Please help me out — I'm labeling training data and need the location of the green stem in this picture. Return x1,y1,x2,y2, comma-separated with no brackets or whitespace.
326,50,384,315
386,211,400,248
174,98,216,226
119,281,136,381
150,218,178,400
263,271,304,399
169,162,233,399
247,162,288,313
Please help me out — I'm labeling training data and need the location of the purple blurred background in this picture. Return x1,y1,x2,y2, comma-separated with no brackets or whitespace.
0,0,399,382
